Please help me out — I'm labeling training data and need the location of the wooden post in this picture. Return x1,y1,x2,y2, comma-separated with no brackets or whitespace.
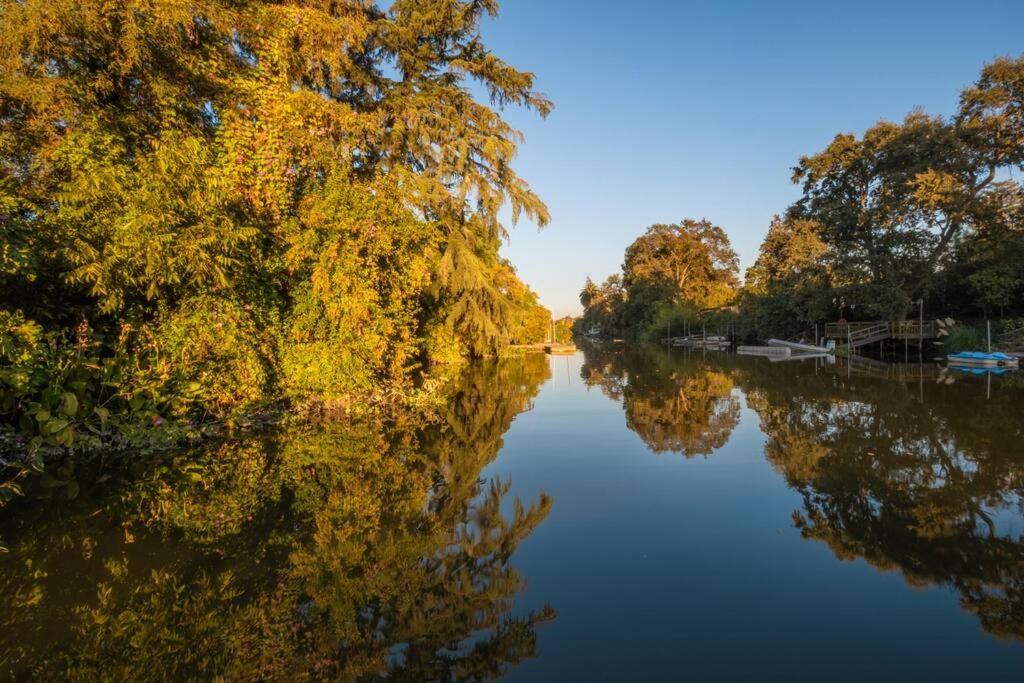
918,299,923,359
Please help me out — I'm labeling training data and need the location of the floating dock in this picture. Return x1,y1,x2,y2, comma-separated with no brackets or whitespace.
738,345,791,358
766,339,834,355
666,336,730,349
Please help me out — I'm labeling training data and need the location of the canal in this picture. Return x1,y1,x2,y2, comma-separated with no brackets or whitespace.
2,344,1023,680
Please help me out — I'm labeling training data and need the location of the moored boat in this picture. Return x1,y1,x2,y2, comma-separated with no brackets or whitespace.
544,343,577,355
946,351,1019,368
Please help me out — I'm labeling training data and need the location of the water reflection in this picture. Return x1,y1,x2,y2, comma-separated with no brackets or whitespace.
584,342,1024,643
5,346,1024,678
582,344,741,457
739,357,1024,642
0,354,554,679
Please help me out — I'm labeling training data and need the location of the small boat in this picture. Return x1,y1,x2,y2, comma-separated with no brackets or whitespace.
946,351,1019,368
544,343,577,355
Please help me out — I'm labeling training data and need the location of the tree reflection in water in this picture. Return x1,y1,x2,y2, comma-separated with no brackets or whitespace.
6,346,1024,672
740,358,1024,642
583,343,1024,642
0,355,554,680
581,344,741,457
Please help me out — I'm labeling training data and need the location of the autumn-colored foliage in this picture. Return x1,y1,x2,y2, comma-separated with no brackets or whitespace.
0,1,552,474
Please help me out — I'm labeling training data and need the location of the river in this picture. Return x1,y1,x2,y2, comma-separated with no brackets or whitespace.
2,344,1023,680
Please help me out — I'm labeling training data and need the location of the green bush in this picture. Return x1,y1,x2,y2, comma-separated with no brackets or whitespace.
997,317,1024,336
0,309,210,504
155,296,280,422
942,325,986,354
0,310,185,453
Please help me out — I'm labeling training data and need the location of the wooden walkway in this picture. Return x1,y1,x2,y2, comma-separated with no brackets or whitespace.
824,321,938,350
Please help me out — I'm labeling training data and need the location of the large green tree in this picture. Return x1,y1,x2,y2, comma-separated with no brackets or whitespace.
0,0,552,459
621,219,739,333
741,56,1024,335
742,215,832,337
623,220,739,307
790,56,1024,305
577,274,626,337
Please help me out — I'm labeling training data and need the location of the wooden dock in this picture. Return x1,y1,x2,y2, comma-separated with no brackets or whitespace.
823,321,938,350
664,335,730,349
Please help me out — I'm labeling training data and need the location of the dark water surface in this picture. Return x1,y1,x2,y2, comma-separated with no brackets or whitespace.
2,344,1024,680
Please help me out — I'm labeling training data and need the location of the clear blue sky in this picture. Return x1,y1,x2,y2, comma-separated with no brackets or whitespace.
479,0,1024,317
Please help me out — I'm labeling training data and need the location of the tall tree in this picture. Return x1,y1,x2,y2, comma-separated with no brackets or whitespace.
745,216,828,295
0,0,553,440
790,56,1024,302
578,274,626,336
621,219,738,330
742,216,831,336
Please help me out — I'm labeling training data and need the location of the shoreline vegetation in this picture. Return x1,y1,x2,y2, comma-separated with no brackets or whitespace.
0,1,565,502
576,57,1024,350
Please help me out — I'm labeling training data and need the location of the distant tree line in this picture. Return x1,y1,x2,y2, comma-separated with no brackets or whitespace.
579,57,1024,341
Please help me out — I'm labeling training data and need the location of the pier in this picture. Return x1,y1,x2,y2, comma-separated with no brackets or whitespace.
823,321,939,350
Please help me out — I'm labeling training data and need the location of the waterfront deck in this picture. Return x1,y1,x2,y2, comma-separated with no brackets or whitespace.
824,321,939,349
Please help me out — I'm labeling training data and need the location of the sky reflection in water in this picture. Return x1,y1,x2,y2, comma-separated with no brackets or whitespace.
2,345,1024,681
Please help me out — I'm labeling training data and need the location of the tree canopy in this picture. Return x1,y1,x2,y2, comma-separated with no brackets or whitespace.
0,0,553,472
743,55,1024,334
578,219,739,339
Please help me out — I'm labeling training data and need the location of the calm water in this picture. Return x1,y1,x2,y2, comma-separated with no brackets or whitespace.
2,345,1024,680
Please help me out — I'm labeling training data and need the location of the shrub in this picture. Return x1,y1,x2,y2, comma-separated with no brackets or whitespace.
0,310,209,505
943,325,986,354
154,297,280,422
